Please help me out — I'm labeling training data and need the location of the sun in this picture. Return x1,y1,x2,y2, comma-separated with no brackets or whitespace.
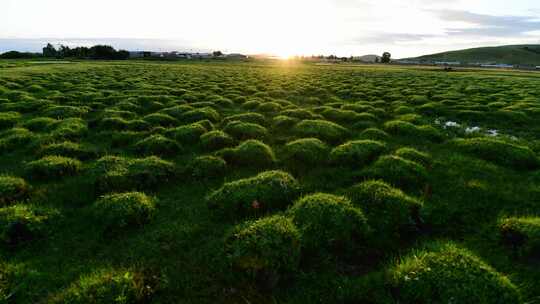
277,53,293,60
274,48,297,60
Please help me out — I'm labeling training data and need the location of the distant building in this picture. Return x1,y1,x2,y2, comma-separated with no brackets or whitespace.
189,53,212,59
226,53,248,60
353,54,381,63
176,52,192,59
128,51,247,60
435,61,461,65
129,51,147,58
396,60,421,64
480,63,514,69
150,52,165,58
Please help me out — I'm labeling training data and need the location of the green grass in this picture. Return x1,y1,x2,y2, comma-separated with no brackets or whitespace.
0,59,539,303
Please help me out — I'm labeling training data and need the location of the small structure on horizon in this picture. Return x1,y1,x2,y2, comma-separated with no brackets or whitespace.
128,51,247,60
226,53,248,60
435,61,461,66
480,63,514,69
353,54,381,63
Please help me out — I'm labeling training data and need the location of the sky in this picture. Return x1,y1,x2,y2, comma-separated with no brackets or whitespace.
1,0,540,58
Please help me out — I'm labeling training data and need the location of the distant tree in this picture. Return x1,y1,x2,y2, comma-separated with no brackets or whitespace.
375,57,380,63
39,43,127,60
73,46,90,58
87,45,129,60
58,45,71,58
43,43,57,57
115,50,130,60
89,45,116,59
213,51,223,57
381,52,391,63
0,51,41,59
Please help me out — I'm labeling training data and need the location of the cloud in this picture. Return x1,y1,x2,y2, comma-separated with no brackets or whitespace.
431,9,540,37
359,33,437,44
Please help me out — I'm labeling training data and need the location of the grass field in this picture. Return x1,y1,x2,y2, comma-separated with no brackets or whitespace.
0,60,540,303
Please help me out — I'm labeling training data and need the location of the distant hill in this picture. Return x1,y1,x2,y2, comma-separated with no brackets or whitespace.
404,44,540,66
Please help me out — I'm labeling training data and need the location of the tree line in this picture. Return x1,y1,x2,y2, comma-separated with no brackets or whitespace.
0,43,130,59
42,43,129,59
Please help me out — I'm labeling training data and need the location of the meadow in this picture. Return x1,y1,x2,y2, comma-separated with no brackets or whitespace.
0,60,539,303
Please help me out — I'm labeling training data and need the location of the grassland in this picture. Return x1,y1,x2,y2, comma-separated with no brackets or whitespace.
0,60,540,303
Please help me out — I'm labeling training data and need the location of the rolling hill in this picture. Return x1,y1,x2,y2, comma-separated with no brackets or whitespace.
405,44,540,66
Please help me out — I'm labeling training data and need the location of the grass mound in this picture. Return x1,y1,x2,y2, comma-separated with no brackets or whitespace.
0,261,16,300
223,121,268,140
134,135,181,156
186,155,227,179
451,137,539,170
93,156,175,194
143,113,178,127
21,117,58,132
159,104,194,119
272,115,300,130
389,242,521,304
499,216,540,257
0,127,36,153
287,193,370,254
207,170,300,219
0,204,57,246
181,107,220,123
0,175,30,205
166,123,207,144
223,113,266,126
25,156,82,179
108,131,146,148
38,141,97,160
217,140,276,168
383,120,443,142
200,130,234,151
394,147,432,168
0,111,21,129
321,108,362,124
98,117,129,131
359,128,390,141
50,118,88,140
225,215,300,287
50,269,157,304
280,109,320,120
347,180,423,244
283,138,330,165
43,105,89,119
92,192,156,231
364,155,428,191
257,101,282,113
293,119,349,143
330,140,386,167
